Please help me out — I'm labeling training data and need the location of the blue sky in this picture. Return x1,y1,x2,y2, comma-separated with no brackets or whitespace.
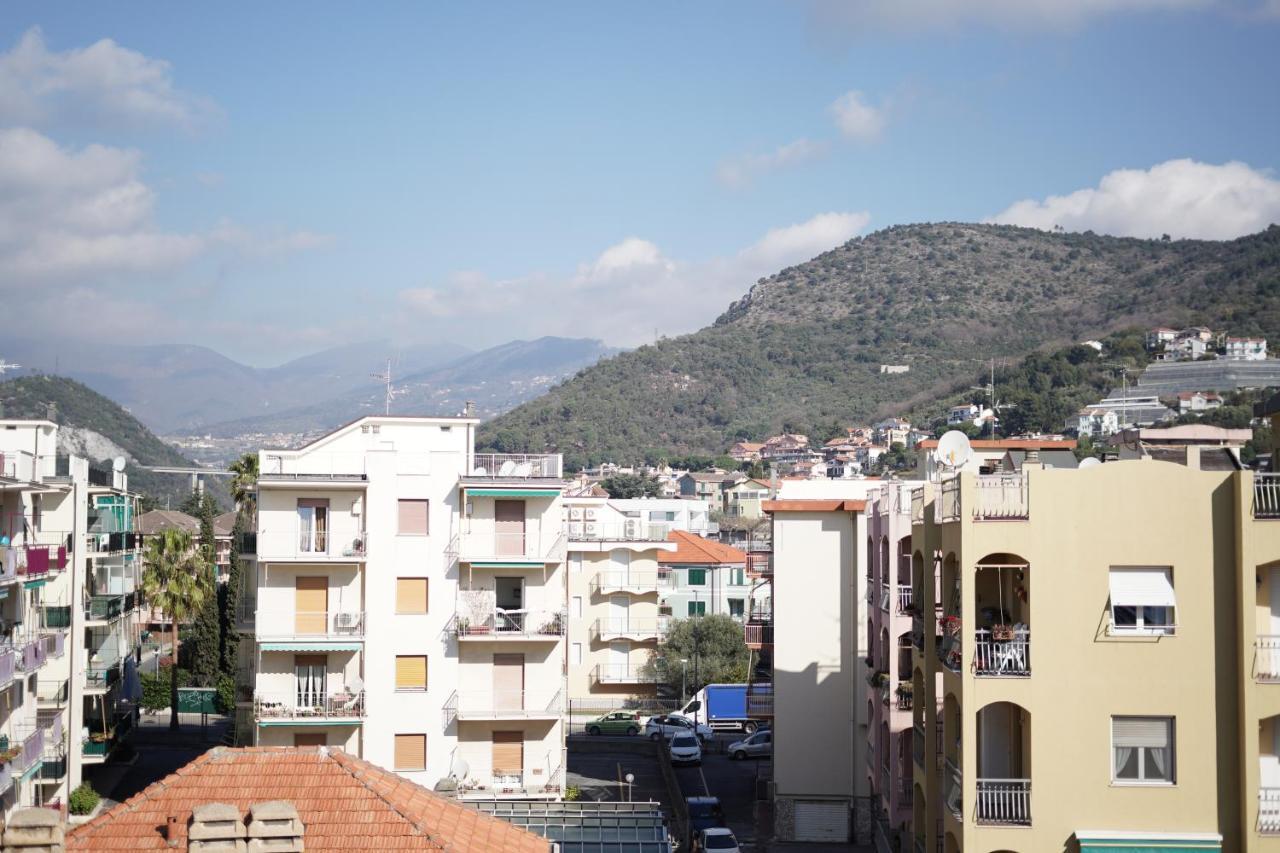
2,1,1278,364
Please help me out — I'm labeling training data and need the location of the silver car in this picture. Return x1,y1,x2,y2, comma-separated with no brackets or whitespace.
728,729,771,760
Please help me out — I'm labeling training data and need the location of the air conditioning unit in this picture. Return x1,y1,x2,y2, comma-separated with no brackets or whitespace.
584,508,598,520
334,612,360,629
584,522,598,535
624,519,639,537
570,507,583,521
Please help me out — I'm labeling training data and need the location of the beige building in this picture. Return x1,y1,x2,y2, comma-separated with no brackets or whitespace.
910,453,1257,852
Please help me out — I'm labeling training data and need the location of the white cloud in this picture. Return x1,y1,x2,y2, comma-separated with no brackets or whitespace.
829,91,887,141
987,159,1280,240
0,27,217,131
716,138,830,188
397,211,871,347
801,0,1216,33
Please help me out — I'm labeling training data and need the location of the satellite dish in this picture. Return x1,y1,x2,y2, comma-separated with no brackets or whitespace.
935,430,973,469
111,456,126,472
449,755,470,779
1079,457,1102,469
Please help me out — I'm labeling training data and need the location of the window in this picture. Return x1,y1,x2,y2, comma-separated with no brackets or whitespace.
688,601,706,617
571,643,582,665
1112,717,1174,784
296,499,329,553
395,655,428,691
688,568,707,586
1109,567,1176,635
394,734,426,770
730,568,745,586
729,599,745,618
571,596,582,618
398,499,429,535
396,578,428,614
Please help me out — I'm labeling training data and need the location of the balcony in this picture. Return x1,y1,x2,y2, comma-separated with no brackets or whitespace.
976,778,1031,826
451,747,564,800
973,628,1030,677
747,552,772,579
938,617,961,672
10,636,47,673
1260,788,1280,834
456,529,564,564
83,712,133,761
897,586,914,614
973,473,1030,521
41,605,71,629
85,659,122,691
0,451,57,483
86,532,143,555
36,678,68,706
8,728,43,777
910,488,924,524
41,632,65,660
443,689,564,725
259,452,368,482
746,682,773,718
591,572,660,595
880,582,891,612
567,521,671,543
256,526,367,561
1256,474,1280,518
38,748,65,781
468,452,563,479
0,647,13,689
591,617,667,642
85,594,128,621
940,477,961,523
1258,636,1280,681
453,609,565,642
592,664,657,684
913,724,925,769
744,620,773,649
944,759,962,818
254,690,366,722
253,610,365,641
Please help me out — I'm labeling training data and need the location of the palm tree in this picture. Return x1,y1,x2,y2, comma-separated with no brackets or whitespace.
142,530,211,731
228,452,259,516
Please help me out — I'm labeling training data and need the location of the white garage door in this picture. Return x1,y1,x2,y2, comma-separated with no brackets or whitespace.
794,801,849,842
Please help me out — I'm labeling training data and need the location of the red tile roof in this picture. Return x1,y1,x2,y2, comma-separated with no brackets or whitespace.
658,530,748,565
66,747,550,852
915,438,1077,451
762,499,867,513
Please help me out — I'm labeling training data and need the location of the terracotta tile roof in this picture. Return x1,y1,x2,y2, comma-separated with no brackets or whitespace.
762,499,867,513
658,530,747,565
915,438,1077,451
66,747,549,852
137,509,200,536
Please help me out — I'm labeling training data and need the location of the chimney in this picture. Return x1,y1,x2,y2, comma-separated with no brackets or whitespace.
3,807,64,852
188,803,245,852
246,802,303,853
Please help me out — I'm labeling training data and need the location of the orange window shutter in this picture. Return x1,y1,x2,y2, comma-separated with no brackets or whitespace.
394,734,426,770
398,499,429,535
395,656,427,690
396,578,428,613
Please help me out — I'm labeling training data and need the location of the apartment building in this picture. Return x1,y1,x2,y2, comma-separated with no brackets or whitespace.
909,453,1249,853
723,479,773,522
240,416,567,801
563,497,675,704
657,533,750,620
607,498,715,539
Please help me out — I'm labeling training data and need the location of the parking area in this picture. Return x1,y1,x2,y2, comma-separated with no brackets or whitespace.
674,734,769,851
565,734,670,806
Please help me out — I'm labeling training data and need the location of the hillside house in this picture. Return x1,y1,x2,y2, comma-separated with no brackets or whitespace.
729,441,765,463
678,471,742,505
947,403,981,425
724,477,774,521
657,532,750,620
761,433,812,463
1073,407,1120,438
874,418,912,448
1145,327,1177,350
1178,391,1224,413
1227,337,1268,361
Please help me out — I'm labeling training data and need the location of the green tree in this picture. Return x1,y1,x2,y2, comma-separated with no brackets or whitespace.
142,530,211,730
190,492,221,687
642,614,749,698
228,452,259,514
220,512,244,677
600,474,663,499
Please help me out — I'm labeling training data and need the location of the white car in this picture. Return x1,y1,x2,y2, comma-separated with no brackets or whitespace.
645,713,714,744
698,827,741,852
728,730,772,760
668,733,702,765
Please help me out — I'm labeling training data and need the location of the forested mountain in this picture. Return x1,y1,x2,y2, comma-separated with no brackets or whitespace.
0,376,208,508
480,222,1280,469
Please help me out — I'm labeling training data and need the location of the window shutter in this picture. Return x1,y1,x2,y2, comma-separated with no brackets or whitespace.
1113,717,1170,748
396,578,428,614
396,655,428,690
394,734,426,770
492,731,523,774
398,500,429,535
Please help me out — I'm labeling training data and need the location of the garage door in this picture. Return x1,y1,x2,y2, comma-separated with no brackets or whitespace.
794,801,849,842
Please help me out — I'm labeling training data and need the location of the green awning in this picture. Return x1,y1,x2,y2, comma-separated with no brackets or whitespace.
260,642,362,652
19,760,41,782
1077,831,1222,851
22,580,45,590
257,719,362,727
464,487,561,497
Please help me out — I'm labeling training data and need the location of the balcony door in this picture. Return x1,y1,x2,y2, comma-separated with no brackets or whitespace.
610,641,629,678
493,653,524,710
611,594,630,631
495,576,524,632
495,500,526,557
492,731,523,784
1271,569,1280,635
295,654,327,710
297,499,329,554
612,549,632,586
295,577,328,635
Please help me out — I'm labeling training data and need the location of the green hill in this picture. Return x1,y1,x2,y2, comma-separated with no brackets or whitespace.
0,375,213,508
479,222,1280,469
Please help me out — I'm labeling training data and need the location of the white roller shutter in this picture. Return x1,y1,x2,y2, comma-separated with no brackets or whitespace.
794,801,849,842
1109,568,1175,607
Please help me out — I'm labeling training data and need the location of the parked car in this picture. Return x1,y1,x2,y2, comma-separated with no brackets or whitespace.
645,713,714,743
686,797,724,833
585,711,641,736
697,827,741,852
728,729,772,760
669,733,702,765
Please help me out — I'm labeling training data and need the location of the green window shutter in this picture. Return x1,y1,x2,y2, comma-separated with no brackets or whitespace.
688,601,706,616
688,569,706,586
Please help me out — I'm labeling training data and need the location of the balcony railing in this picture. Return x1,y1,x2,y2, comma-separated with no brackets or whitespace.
259,452,368,481
256,527,368,560
38,749,65,781
910,488,924,524
254,690,366,721
973,628,1030,677
944,759,963,818
453,609,565,640
85,659,122,690
879,582,891,612
747,552,772,578
746,682,773,717
10,636,47,673
940,477,961,523
591,617,668,641
592,664,657,684
1256,474,1280,519
896,585,914,613
37,679,68,705
253,610,366,640
452,747,564,798
0,451,57,483
567,521,671,542
41,606,71,629
974,473,1030,520
85,594,128,621
86,532,143,554
591,572,660,595
10,728,43,775
443,689,564,725
976,778,1031,826
1260,788,1280,834
40,632,64,661
744,622,774,648
458,530,563,563
1257,636,1280,681
468,453,563,479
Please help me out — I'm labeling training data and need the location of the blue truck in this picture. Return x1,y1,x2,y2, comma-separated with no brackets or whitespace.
679,683,768,733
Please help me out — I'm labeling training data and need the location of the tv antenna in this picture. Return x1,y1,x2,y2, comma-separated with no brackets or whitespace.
970,358,1015,437
1103,362,1132,429
370,359,399,415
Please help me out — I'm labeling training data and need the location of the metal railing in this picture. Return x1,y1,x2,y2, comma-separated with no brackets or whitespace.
253,610,365,640
11,728,43,774
453,609,565,639
256,527,368,560
1260,788,1280,834
974,473,1030,520
976,778,1031,826
592,664,657,683
0,648,13,687
973,629,1031,677
451,747,564,797
468,453,563,479
41,606,71,629
1256,474,1280,519
36,679,68,705
443,689,564,725
744,622,773,647
254,690,366,720
85,594,128,620
591,572,661,595
85,659,122,690
86,532,143,554
940,477,961,522
458,530,562,562
910,488,924,524
591,617,668,641
944,759,963,818
12,636,46,672
1257,636,1280,681
897,586,914,613
747,552,772,577
259,452,368,480
746,683,773,717
880,582,891,612
567,521,671,542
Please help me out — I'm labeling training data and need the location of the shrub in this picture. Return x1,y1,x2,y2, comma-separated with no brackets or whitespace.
69,782,100,815
564,785,581,801
215,674,235,714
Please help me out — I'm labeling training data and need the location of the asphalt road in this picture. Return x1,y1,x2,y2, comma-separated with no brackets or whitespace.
673,734,771,851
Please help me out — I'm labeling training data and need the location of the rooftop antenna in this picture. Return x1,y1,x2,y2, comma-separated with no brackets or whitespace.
969,359,1016,438
1103,362,1131,429
371,359,395,415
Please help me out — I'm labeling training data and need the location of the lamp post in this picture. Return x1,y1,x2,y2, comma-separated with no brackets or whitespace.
680,658,688,704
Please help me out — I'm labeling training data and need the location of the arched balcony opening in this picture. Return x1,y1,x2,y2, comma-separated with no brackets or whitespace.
974,554,1030,677
976,701,1031,826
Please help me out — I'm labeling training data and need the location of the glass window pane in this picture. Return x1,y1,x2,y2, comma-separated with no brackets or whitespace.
1113,605,1137,627
1115,747,1140,779
1145,746,1170,780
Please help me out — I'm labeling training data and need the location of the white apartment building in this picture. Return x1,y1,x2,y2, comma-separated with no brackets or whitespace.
240,416,567,800
607,498,715,539
1228,337,1268,360
563,498,675,705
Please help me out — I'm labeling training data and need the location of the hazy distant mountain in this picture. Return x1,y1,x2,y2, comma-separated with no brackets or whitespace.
198,336,618,439
2,338,469,433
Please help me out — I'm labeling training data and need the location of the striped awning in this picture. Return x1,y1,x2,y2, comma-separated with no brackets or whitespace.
22,580,46,590
256,719,362,728
463,487,561,497
260,642,362,652
1076,831,1222,851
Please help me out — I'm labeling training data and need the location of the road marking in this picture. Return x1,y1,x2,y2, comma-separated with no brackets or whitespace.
697,764,710,797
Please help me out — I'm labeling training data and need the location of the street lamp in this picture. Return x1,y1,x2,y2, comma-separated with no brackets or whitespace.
680,658,688,704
